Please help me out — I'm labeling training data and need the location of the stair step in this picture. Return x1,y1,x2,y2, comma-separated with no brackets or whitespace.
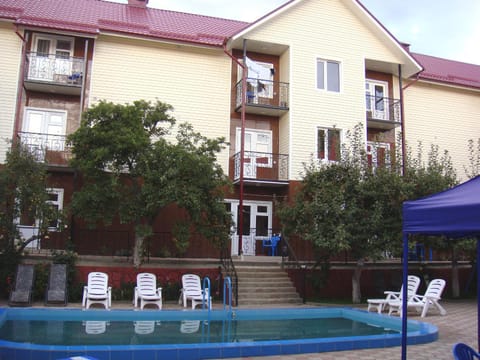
230,261,302,307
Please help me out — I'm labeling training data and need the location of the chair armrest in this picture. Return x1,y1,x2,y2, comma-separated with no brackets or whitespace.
82,286,88,307
384,291,401,301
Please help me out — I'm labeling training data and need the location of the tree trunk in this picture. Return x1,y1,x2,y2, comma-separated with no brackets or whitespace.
352,259,364,304
133,234,144,268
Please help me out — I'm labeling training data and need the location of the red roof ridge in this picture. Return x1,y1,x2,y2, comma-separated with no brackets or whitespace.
413,52,480,90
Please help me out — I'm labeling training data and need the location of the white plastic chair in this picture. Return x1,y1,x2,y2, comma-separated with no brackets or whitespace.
367,275,421,314
180,274,211,310
133,273,162,310
388,278,447,317
82,272,112,310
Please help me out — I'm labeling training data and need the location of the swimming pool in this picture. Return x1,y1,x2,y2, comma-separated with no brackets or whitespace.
0,307,437,360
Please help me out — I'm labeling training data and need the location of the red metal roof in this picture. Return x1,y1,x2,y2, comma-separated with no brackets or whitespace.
0,0,248,46
413,53,480,90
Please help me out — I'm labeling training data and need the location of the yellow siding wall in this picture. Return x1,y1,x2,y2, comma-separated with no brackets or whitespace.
404,82,480,181
89,36,232,168
0,23,21,163
242,0,407,179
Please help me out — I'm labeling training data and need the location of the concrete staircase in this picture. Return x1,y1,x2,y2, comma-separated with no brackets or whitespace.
232,256,302,306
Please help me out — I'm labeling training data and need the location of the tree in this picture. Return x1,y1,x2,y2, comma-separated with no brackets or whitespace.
0,142,62,296
68,100,231,267
278,125,457,303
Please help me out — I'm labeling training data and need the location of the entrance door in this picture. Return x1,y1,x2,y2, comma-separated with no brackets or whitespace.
236,128,272,179
226,200,272,256
23,108,67,160
366,80,388,121
29,35,73,81
18,188,64,249
367,141,391,168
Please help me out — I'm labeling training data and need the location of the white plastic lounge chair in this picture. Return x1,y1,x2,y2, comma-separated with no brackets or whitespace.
45,263,68,306
367,275,421,314
181,274,212,310
9,264,35,307
133,273,162,310
82,272,112,310
388,278,447,317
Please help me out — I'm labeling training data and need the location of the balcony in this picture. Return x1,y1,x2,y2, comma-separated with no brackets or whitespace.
366,95,401,130
18,131,71,166
24,52,84,95
232,151,288,186
235,78,289,116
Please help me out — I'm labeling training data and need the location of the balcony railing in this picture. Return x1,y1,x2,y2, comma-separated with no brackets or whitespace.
25,52,84,86
235,78,289,116
366,95,401,128
18,131,71,165
232,151,288,184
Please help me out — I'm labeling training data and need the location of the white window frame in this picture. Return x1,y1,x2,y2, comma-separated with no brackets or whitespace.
29,34,75,80
365,79,389,120
17,188,64,248
316,58,341,92
316,127,342,162
225,199,273,256
367,141,391,168
22,108,67,160
235,128,273,178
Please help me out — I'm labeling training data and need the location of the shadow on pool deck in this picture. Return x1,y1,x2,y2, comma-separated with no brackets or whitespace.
0,298,476,360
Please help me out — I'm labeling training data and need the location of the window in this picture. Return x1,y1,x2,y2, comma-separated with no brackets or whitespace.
19,188,64,230
22,108,67,160
367,142,391,168
29,34,74,81
317,128,341,161
316,59,340,92
235,128,273,178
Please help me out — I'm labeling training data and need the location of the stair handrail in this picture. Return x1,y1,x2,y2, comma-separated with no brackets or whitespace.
281,234,302,270
202,276,211,311
223,276,233,312
220,239,239,306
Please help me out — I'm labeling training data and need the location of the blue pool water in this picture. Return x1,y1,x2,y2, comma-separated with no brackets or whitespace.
0,307,437,360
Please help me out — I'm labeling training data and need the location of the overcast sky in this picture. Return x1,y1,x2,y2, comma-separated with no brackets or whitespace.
112,0,480,65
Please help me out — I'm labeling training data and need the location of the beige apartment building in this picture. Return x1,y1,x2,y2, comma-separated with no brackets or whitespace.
0,0,478,259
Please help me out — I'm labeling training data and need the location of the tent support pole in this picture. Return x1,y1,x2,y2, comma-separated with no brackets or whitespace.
402,233,409,360
477,237,480,352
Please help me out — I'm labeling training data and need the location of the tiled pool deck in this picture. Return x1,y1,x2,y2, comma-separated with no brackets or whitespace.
0,299,476,359
230,299,478,360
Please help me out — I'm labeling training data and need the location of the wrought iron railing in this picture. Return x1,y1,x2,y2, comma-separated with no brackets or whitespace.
18,131,70,163
232,151,288,182
235,78,289,109
365,95,401,123
220,238,238,306
26,52,84,85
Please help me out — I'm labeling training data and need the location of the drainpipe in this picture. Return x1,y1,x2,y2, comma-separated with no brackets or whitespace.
399,66,424,175
223,39,247,257
13,27,29,142
80,39,89,116
398,64,407,175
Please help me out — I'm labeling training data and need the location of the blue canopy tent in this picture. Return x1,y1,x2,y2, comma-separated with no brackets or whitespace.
401,175,480,359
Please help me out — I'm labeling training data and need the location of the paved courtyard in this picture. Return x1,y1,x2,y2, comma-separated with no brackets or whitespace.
230,299,478,360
